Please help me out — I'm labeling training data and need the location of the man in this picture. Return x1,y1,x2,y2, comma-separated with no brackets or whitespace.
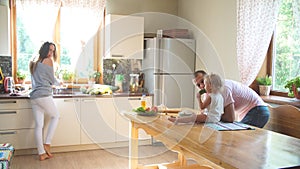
194,70,270,128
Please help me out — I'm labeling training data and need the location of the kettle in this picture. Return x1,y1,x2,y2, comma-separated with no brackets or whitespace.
4,77,14,93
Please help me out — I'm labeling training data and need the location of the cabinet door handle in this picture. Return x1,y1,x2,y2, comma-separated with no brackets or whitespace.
112,54,124,58
0,131,17,135
64,99,79,102
81,99,96,102
0,100,17,104
128,98,141,100
0,111,17,115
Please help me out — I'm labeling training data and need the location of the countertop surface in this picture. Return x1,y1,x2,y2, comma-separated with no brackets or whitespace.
0,92,153,99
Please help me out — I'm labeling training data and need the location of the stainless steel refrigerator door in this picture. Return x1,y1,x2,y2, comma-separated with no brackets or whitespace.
143,38,195,108
160,74,195,108
160,38,195,73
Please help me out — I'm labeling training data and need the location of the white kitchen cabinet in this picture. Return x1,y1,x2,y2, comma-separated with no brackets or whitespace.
80,98,115,145
0,99,35,149
51,98,81,146
114,96,152,142
0,129,35,149
105,14,144,59
113,96,132,142
0,96,152,150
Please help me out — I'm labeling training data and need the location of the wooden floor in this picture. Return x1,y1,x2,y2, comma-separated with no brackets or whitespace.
11,145,183,169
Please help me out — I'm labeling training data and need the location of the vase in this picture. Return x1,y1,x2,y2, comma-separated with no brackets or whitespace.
17,78,24,84
259,85,271,96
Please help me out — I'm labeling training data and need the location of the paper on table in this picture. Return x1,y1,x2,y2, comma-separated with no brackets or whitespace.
205,122,255,131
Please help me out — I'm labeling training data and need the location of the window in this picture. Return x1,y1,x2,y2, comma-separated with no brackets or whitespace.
16,3,58,81
273,0,300,92
15,1,104,83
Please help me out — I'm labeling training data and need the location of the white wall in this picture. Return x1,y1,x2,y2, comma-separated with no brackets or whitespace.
106,0,178,15
0,5,10,56
178,0,240,81
106,0,179,35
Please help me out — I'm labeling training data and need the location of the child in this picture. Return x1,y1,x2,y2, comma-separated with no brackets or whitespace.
168,73,224,124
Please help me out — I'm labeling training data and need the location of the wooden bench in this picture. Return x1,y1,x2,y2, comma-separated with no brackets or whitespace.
264,105,300,139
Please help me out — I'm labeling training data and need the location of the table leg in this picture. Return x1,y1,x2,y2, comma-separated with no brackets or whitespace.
129,121,139,169
178,153,187,166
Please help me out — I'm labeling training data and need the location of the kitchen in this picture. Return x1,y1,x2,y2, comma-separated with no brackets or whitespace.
1,0,300,169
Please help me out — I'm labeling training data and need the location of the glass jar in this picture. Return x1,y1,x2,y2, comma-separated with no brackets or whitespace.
129,74,139,93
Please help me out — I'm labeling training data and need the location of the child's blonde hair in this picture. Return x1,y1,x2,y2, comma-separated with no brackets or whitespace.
204,73,224,93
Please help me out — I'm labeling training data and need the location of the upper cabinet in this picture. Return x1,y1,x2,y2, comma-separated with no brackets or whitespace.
104,14,144,59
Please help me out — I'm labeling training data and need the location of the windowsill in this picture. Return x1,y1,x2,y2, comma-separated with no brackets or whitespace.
261,95,300,108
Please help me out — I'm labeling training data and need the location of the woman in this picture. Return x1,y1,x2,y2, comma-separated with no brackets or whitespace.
29,42,60,161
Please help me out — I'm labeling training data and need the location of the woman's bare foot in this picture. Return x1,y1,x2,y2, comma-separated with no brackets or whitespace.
39,153,49,161
43,144,53,158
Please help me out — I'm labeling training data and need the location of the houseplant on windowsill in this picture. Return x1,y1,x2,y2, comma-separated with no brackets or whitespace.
256,75,272,96
59,69,75,83
16,70,26,84
284,76,300,99
88,71,101,84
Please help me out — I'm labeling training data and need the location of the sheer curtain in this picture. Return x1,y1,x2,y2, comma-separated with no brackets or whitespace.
60,0,105,77
61,0,105,49
16,0,60,50
237,0,280,86
16,0,105,48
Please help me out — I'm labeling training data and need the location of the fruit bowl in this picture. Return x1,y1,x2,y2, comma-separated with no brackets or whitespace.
133,106,158,116
136,111,157,116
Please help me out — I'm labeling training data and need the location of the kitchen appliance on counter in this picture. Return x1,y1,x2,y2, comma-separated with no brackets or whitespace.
142,37,195,108
4,77,14,93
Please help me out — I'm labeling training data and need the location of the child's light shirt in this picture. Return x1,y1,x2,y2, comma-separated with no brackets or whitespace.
206,92,224,122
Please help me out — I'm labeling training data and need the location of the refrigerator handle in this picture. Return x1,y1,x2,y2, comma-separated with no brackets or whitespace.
154,38,160,73
153,38,164,106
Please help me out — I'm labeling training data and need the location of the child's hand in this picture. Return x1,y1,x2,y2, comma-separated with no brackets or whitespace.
199,89,206,95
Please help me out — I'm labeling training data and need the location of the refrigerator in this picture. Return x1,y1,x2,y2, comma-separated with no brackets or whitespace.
142,37,195,108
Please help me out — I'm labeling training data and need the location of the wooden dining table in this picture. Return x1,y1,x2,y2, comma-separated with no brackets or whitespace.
123,111,300,169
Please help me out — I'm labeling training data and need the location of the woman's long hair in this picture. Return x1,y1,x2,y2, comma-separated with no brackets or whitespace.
29,42,57,74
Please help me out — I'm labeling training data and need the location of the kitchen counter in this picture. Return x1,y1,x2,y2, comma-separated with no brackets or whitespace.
0,91,153,153
0,92,153,99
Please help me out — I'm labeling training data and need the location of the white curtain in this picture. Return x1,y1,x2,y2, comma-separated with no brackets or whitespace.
60,0,105,72
237,0,280,86
16,0,60,50
16,0,105,72
61,0,105,46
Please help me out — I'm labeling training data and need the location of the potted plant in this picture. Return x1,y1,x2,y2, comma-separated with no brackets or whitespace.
256,75,272,96
284,76,300,99
16,70,26,84
89,71,101,84
59,69,75,83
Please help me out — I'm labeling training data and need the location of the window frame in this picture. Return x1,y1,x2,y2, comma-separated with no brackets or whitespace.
267,35,290,97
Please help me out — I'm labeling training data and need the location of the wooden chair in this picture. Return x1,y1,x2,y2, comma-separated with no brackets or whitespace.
264,104,300,139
